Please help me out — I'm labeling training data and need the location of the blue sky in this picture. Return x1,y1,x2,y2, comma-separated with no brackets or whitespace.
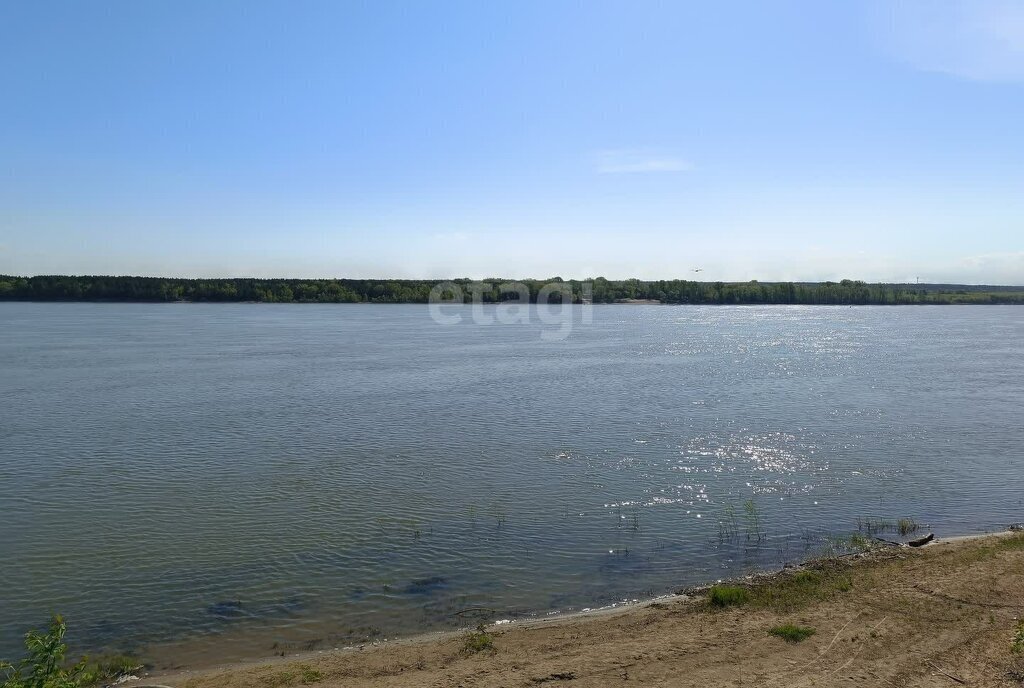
1,1,1022,283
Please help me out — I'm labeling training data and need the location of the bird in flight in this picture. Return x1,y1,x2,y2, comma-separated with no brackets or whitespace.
692,268,703,273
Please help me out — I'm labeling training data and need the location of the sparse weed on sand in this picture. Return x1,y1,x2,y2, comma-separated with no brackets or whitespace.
463,624,496,654
946,532,1024,567
705,562,855,612
758,568,854,611
768,624,816,642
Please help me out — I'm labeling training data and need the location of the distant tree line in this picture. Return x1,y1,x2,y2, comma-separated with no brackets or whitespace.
1,275,1022,305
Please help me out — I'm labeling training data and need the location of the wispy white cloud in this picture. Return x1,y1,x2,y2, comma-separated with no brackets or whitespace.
962,250,1024,267
960,251,1024,283
593,149,694,174
871,0,1024,82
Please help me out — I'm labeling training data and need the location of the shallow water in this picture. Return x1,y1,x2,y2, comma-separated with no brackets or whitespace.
1,303,1021,664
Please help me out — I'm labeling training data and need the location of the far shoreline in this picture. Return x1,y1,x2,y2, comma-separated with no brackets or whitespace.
4,275,1024,306
3,299,1024,306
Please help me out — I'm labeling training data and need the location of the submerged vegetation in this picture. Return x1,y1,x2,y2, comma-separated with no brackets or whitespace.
3,275,1024,305
717,497,766,542
855,516,921,538
824,532,875,554
0,616,141,688
897,518,919,536
742,499,764,541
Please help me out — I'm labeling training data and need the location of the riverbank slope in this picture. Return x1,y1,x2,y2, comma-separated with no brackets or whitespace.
155,530,1024,688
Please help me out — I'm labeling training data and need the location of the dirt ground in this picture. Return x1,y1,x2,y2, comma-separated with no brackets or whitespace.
154,531,1024,688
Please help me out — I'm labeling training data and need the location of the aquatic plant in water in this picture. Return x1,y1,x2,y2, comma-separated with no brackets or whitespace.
743,499,765,541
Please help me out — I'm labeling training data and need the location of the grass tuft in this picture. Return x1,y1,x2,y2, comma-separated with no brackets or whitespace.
708,585,749,608
768,624,816,643
1013,621,1024,655
300,666,324,684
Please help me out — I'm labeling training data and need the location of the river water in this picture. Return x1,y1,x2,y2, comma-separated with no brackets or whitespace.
1,303,1021,664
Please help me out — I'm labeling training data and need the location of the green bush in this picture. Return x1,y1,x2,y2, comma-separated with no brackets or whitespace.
1,616,141,688
1,615,84,688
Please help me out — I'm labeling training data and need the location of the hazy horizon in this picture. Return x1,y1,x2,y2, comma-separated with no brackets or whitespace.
4,272,1023,288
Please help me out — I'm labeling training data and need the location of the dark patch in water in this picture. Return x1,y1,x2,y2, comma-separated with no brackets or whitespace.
402,576,448,595
71,617,141,656
596,553,655,577
266,595,307,616
206,600,244,619
207,594,311,623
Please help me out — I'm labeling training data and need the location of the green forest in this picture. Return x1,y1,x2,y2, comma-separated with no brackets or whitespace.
1,275,1023,305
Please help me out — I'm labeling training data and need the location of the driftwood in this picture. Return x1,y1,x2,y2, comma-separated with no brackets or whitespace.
908,532,935,547
453,606,499,616
926,660,967,684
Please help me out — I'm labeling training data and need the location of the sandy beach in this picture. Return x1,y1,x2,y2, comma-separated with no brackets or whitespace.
139,530,1024,688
